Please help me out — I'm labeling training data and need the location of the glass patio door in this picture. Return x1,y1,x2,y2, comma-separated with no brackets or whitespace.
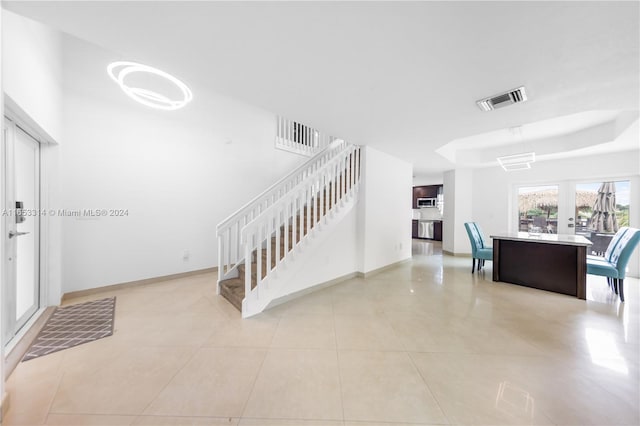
517,184,560,234
515,180,631,255
573,180,630,256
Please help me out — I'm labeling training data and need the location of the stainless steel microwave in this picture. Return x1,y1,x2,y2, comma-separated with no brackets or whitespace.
417,198,437,208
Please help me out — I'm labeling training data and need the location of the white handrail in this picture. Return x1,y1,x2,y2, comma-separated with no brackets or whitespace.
216,138,349,287
275,116,336,156
240,144,361,300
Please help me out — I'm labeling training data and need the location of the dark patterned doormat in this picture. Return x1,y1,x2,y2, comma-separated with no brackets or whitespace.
22,297,116,362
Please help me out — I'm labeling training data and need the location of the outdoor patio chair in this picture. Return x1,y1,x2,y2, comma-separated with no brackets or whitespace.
532,216,548,233
464,222,493,273
587,227,640,302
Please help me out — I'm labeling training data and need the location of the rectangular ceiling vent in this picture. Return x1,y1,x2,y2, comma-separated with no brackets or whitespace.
476,86,527,112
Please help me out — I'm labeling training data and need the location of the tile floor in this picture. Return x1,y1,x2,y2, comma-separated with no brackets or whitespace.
3,240,639,426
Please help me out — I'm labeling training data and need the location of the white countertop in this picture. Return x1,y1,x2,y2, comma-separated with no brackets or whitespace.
490,232,592,247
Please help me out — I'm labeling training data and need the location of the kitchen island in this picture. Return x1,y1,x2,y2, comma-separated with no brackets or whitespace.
490,232,592,299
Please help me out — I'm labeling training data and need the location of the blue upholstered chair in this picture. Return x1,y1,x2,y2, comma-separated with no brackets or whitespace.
587,227,640,302
464,222,493,273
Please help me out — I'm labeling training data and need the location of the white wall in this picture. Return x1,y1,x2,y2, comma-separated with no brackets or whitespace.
0,3,4,413
442,168,473,254
59,35,306,294
2,11,64,311
471,150,640,276
2,10,64,305
2,10,62,143
358,146,412,273
265,205,360,309
1,8,65,408
413,174,443,186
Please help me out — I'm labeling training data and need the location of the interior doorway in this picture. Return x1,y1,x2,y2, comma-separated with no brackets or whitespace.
2,116,42,347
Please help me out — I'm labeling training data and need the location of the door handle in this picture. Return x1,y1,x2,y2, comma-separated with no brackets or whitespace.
8,230,30,238
567,224,575,228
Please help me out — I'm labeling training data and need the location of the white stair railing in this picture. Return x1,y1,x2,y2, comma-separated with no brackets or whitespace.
216,139,351,290
275,116,336,156
241,144,361,302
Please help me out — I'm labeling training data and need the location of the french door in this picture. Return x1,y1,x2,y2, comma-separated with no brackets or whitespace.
2,117,41,346
515,179,631,252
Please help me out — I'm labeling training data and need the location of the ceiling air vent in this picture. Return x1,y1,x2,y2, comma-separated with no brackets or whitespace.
476,86,527,112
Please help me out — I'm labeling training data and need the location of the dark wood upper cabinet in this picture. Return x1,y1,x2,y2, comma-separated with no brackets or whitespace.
412,185,442,208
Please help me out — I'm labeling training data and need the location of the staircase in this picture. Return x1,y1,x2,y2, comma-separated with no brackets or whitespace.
216,140,361,317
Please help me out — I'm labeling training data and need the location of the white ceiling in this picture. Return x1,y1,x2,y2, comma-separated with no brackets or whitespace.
5,1,639,176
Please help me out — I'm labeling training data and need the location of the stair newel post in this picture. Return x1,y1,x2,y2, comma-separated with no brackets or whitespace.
308,182,313,234
339,157,344,202
312,178,317,229
338,156,344,207
265,213,272,289
322,171,328,225
257,222,263,296
217,233,223,294
358,147,362,187
284,199,290,260
354,147,359,193
345,152,350,201
346,152,353,199
274,207,280,273
244,231,251,301
297,188,303,245
345,153,350,198
351,148,356,195
354,148,358,193
291,194,297,254
331,163,338,209
342,154,349,204
350,149,355,196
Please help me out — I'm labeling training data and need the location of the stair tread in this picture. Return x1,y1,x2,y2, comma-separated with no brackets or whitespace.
219,278,243,311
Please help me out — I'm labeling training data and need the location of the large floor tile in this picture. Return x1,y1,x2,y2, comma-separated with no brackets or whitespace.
410,352,555,425
343,423,441,426
242,349,343,420
133,416,239,425
333,314,403,351
270,313,336,349
338,350,447,424
203,314,280,348
49,346,195,415
239,420,342,426
269,291,334,317
144,347,266,417
45,414,136,425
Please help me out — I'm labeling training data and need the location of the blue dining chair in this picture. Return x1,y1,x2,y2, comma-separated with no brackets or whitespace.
587,227,640,302
464,222,493,273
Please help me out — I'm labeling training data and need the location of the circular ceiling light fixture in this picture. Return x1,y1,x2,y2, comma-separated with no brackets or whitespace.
107,61,193,110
